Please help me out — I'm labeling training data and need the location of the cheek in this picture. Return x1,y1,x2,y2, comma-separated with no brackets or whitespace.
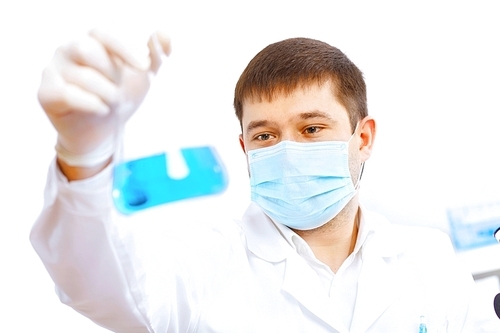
348,140,362,181
348,137,360,161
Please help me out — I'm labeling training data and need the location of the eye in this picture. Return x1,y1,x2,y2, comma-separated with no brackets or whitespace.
255,133,273,141
304,126,321,134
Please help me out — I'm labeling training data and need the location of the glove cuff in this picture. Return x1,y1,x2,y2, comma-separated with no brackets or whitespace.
55,138,116,168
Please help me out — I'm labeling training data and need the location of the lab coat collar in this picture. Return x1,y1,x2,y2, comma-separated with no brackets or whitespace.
360,208,407,258
237,202,289,263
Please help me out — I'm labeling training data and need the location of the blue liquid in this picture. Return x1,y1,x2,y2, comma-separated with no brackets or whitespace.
112,146,229,214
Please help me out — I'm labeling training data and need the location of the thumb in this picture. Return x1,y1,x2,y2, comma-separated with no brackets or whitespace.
148,31,172,74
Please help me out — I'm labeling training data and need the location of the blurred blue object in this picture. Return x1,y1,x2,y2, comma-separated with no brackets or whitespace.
112,146,228,214
447,201,500,251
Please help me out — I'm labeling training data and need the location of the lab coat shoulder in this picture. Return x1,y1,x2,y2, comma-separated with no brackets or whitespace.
362,209,464,268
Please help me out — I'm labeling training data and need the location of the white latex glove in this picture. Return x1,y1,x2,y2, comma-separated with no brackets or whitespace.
38,29,171,167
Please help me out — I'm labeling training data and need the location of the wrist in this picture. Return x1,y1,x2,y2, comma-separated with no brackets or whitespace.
57,156,113,181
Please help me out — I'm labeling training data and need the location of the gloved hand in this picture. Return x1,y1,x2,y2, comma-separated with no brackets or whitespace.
38,29,171,169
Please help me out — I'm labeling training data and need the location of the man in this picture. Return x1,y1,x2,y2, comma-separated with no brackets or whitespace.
31,29,475,332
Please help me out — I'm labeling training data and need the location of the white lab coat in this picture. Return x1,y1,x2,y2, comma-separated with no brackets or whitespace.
31,160,477,333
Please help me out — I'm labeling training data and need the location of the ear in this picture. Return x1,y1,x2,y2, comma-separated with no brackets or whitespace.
357,116,376,162
239,134,246,154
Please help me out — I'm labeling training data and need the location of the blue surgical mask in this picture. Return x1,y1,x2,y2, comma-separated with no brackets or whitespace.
247,138,359,230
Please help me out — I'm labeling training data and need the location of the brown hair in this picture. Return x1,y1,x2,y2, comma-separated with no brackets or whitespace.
234,37,367,132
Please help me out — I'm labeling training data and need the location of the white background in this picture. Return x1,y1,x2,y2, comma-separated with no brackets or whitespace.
1,1,499,331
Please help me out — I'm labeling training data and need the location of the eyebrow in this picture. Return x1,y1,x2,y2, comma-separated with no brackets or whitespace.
299,110,335,121
246,120,278,133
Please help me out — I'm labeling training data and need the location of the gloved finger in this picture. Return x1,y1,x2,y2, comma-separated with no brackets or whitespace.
89,28,151,72
38,65,110,116
63,35,121,84
64,84,111,115
148,31,172,74
62,62,119,107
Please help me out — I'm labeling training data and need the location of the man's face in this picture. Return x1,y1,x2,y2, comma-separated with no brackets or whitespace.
239,82,354,153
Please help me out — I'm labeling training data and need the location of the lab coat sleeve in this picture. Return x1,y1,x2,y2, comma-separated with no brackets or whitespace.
30,159,153,332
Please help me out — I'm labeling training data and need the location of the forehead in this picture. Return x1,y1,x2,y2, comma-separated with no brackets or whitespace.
241,82,350,130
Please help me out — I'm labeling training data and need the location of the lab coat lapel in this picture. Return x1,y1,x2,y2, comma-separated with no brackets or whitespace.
349,228,403,333
282,254,348,332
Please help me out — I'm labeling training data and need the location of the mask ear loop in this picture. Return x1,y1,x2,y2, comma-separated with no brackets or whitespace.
349,120,364,190
354,162,365,190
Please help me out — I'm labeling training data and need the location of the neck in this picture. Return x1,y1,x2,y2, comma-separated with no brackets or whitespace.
293,199,360,273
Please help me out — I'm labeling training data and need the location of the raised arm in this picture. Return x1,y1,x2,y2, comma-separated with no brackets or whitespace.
31,30,173,333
